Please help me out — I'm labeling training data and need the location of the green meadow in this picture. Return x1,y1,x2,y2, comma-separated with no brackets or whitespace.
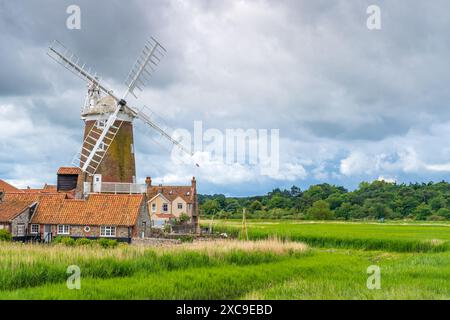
212,220,450,252
0,220,449,299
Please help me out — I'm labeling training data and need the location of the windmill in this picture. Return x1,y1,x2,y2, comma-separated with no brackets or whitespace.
47,38,196,185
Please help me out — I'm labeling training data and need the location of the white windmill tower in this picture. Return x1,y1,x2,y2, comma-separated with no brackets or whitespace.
47,38,196,189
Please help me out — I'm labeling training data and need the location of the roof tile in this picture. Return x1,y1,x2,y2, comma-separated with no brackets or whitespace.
32,194,144,227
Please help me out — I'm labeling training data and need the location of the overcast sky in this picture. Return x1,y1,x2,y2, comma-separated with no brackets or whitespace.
1,0,450,196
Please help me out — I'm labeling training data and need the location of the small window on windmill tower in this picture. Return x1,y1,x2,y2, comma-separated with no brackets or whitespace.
98,142,107,152
95,120,107,129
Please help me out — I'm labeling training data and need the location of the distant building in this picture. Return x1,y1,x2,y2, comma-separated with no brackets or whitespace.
146,177,199,230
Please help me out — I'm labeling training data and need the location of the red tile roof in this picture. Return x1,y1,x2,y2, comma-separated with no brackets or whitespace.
32,194,145,227
147,186,194,203
0,180,22,193
0,193,63,222
57,167,82,175
43,184,57,191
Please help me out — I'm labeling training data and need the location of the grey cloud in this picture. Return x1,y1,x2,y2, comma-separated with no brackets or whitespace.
1,0,450,194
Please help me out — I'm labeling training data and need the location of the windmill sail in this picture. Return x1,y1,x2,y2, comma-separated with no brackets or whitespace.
124,37,166,99
48,38,197,176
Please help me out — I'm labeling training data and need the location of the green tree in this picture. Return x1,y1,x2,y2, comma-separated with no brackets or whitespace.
225,199,240,213
429,196,447,211
335,202,352,220
436,207,450,219
267,195,288,209
249,200,263,213
413,203,433,220
202,199,220,215
306,200,335,220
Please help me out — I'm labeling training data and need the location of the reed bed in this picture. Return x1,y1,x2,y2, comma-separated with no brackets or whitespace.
0,239,308,291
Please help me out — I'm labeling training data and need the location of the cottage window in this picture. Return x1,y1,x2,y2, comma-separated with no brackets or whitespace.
177,203,183,209
57,225,70,235
162,203,168,212
0,225,4,230
100,226,116,237
151,203,156,213
31,224,40,234
17,224,25,236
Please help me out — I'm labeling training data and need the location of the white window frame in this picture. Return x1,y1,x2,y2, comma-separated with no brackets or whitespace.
95,119,107,129
162,203,169,213
100,226,116,237
177,203,183,209
151,203,156,213
57,225,70,235
31,224,40,234
17,224,25,236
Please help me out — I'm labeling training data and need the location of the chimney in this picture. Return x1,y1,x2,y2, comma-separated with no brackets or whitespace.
191,177,197,199
191,177,196,191
144,177,153,196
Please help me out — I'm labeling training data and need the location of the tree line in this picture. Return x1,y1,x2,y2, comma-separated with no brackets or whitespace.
199,180,450,221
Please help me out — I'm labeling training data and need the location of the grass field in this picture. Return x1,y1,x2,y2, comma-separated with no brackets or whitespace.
212,220,450,252
0,221,449,299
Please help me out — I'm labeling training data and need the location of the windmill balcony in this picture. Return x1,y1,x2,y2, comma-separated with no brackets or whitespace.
84,182,146,195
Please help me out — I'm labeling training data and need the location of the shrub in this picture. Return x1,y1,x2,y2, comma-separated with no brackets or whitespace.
61,237,75,246
75,238,93,246
98,238,118,249
52,236,64,244
178,235,194,243
0,229,12,241
427,215,446,221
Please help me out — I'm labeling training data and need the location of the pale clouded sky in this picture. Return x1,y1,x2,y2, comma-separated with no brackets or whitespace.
1,0,450,196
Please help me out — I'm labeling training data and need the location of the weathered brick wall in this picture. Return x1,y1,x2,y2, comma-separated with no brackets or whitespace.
43,225,130,239
82,120,136,183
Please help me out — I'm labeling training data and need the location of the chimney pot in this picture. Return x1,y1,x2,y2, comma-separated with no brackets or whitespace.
145,176,152,186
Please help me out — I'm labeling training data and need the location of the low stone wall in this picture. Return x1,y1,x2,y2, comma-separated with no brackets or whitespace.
131,237,182,246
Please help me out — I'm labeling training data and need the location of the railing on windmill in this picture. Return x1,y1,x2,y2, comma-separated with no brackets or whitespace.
84,182,146,195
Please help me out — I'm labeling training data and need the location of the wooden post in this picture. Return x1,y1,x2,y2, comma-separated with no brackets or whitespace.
242,208,248,241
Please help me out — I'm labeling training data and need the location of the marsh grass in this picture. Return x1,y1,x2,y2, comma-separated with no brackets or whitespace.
0,239,308,291
2,250,449,300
